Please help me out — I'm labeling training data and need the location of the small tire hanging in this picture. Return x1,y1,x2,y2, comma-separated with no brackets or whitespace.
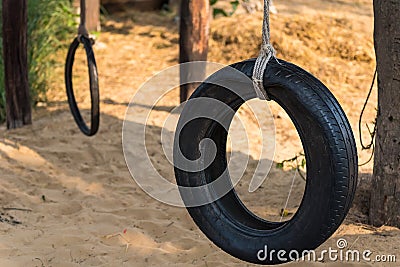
65,36,100,136
174,58,358,265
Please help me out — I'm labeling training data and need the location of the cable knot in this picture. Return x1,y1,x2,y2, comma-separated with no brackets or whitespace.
251,0,275,101
260,43,275,58
252,43,275,101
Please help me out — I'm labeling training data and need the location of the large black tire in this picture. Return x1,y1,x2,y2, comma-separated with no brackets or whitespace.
174,58,358,265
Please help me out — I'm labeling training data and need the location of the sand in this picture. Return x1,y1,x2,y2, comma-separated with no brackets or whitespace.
0,0,399,266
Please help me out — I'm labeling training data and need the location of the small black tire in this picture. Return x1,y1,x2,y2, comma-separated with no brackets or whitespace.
174,58,358,265
65,36,100,137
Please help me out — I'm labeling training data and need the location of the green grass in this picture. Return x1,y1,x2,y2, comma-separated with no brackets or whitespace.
0,0,76,124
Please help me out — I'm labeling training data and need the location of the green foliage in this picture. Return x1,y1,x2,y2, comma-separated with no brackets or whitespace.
276,153,306,169
210,0,242,18
27,0,76,104
0,0,76,124
276,153,307,180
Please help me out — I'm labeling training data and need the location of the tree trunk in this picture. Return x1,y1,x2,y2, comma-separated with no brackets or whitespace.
2,0,32,129
73,0,101,32
86,0,101,32
179,0,210,102
369,0,400,227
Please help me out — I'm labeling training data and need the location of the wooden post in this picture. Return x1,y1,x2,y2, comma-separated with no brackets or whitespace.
179,0,210,102
369,0,400,227
2,0,32,129
73,0,101,32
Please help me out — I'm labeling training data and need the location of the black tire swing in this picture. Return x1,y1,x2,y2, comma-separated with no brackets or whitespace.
174,1,358,265
65,0,100,136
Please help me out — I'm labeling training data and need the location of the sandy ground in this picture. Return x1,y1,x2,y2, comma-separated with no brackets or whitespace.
0,0,399,266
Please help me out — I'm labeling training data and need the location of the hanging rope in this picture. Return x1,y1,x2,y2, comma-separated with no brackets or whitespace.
65,0,100,136
78,0,89,37
252,0,276,100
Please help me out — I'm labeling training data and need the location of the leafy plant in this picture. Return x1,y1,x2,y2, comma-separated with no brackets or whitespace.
0,0,76,124
27,0,76,104
210,0,242,18
276,152,307,181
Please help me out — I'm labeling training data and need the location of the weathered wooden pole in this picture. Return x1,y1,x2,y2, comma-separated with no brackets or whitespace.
369,0,400,227
2,0,32,129
73,0,101,32
179,0,210,102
